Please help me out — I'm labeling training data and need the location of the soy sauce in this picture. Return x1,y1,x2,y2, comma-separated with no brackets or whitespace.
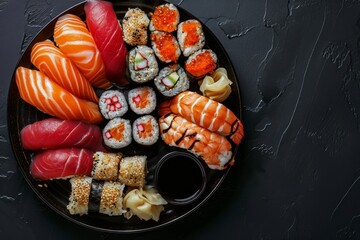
157,155,204,202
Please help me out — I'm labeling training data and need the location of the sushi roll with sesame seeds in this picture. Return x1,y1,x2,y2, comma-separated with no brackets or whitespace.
99,90,128,119
103,118,132,149
177,19,205,57
122,8,150,46
128,45,159,83
118,155,147,188
154,64,189,97
67,176,92,216
185,49,218,78
149,3,180,33
128,86,157,115
67,177,126,216
92,152,123,181
132,115,159,146
150,31,181,63
99,181,126,216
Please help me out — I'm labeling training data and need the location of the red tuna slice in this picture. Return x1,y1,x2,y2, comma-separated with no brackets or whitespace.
84,0,129,87
21,118,106,152
30,148,94,180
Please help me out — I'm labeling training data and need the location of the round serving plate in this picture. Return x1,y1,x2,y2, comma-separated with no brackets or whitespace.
7,0,242,233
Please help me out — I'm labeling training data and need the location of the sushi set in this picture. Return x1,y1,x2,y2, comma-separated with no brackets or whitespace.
8,0,243,233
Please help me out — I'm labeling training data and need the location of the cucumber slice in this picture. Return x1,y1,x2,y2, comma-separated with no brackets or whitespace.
134,51,148,70
135,51,145,63
167,72,179,82
161,72,179,88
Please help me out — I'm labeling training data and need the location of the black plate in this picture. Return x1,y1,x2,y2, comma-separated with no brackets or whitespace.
7,0,242,233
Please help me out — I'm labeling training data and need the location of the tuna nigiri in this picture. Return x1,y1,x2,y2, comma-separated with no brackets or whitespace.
15,67,103,124
54,13,112,89
21,118,106,152
159,114,233,170
159,91,244,145
31,40,98,103
30,148,94,180
84,0,129,87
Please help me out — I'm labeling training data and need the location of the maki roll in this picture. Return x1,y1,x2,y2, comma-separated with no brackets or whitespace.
185,49,217,78
177,19,205,57
154,64,189,97
128,86,157,115
133,115,159,146
92,152,123,181
67,176,92,216
128,45,159,83
118,155,147,188
150,31,181,63
99,90,128,119
99,181,126,216
103,118,132,149
122,8,150,46
67,176,126,216
149,3,180,33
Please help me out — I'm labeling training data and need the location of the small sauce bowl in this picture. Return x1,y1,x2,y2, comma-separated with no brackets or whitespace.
154,151,207,205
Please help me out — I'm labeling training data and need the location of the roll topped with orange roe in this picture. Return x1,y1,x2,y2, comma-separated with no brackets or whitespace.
185,49,218,78
149,3,180,33
177,19,205,57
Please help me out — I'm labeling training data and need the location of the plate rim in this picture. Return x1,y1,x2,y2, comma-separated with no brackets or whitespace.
7,0,243,234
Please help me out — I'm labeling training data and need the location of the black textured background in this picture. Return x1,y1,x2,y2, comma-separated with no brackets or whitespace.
1,0,360,239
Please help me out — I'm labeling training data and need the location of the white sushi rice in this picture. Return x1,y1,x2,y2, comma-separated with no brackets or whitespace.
128,45,159,83
67,176,92,216
99,90,128,119
118,155,147,188
122,8,150,46
103,118,132,149
92,152,123,181
128,86,157,115
99,181,126,216
177,19,205,57
132,115,159,145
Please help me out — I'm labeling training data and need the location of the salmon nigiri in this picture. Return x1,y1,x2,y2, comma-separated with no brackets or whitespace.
53,13,112,89
16,67,103,124
31,40,98,103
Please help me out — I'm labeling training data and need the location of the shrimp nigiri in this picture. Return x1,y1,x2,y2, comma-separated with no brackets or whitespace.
16,67,103,124
54,13,112,89
31,40,98,103
159,91,244,145
159,113,233,170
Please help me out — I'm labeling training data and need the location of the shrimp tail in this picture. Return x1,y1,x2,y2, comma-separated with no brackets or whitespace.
158,100,172,116
230,120,245,145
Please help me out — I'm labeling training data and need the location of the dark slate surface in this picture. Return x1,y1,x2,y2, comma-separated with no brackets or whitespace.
1,0,360,239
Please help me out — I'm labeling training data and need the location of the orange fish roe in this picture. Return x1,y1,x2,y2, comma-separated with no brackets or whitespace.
107,122,124,140
185,51,217,77
151,5,178,32
133,90,150,109
137,119,154,139
183,21,201,47
151,32,178,62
